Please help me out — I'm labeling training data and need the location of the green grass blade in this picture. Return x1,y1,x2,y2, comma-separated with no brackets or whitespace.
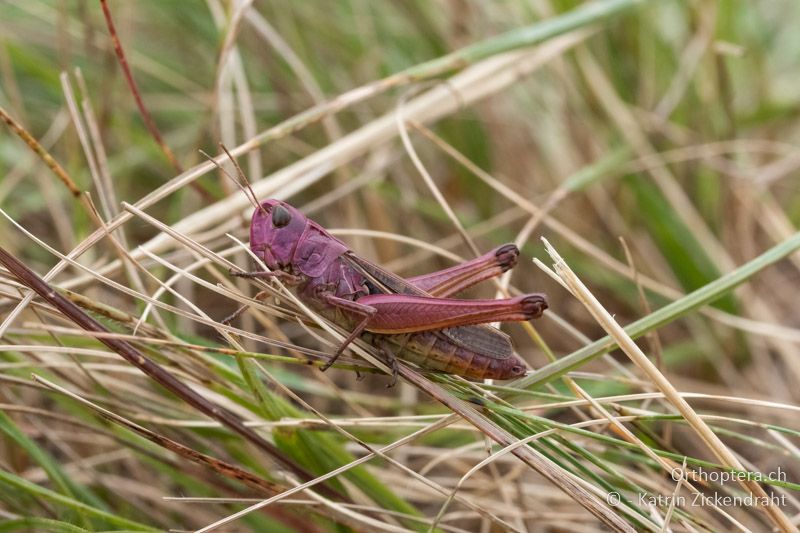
0,469,157,531
0,518,90,533
516,231,800,390
407,0,652,78
0,409,102,525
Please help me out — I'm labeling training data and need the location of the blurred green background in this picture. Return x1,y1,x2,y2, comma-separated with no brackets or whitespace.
1,1,800,531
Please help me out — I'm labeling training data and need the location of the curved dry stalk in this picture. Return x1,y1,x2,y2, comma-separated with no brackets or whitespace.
195,416,459,533
395,364,636,531
51,31,590,303
0,245,347,503
541,239,797,532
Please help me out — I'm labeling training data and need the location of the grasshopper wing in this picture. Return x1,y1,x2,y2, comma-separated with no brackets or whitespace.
342,253,515,359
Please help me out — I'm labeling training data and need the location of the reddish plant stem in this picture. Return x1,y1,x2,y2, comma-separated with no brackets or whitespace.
0,105,81,197
0,245,344,502
99,0,180,172
99,1,215,201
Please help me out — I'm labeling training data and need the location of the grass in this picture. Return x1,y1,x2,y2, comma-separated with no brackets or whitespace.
1,0,800,531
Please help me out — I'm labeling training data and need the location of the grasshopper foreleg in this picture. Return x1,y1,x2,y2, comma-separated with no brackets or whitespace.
226,269,303,324
318,293,377,372
230,268,303,285
221,290,269,325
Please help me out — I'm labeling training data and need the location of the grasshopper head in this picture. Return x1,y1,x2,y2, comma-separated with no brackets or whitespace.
249,199,308,271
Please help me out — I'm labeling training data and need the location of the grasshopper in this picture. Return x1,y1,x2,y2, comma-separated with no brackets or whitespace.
233,199,547,383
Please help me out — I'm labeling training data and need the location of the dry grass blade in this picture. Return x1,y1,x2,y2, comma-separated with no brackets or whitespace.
4,1,800,531
396,365,636,532
541,239,798,532
31,374,286,496
52,30,590,296
193,416,460,533
0,245,345,503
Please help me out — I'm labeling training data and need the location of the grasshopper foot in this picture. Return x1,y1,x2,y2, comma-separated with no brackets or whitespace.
376,341,399,388
320,345,346,372
220,291,268,326
221,305,247,326
386,358,399,388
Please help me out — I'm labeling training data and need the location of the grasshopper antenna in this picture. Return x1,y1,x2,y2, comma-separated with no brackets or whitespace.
219,143,266,216
199,147,266,216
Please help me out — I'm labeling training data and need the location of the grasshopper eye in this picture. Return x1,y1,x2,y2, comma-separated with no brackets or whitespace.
271,205,291,228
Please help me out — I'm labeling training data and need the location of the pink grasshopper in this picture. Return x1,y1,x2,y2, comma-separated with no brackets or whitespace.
233,200,547,383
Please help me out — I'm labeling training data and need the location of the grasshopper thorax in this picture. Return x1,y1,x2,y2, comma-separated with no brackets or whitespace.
249,199,350,279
